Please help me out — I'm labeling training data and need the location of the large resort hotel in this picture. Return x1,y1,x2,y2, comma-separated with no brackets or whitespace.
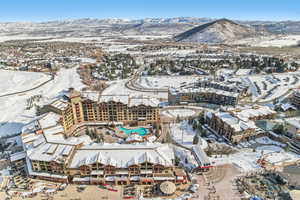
21,90,188,185
46,90,160,135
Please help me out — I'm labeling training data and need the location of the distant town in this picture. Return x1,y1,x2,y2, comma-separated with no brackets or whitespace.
0,16,300,200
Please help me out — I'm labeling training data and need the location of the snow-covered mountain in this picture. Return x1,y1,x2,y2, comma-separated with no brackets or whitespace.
174,19,260,43
0,17,299,38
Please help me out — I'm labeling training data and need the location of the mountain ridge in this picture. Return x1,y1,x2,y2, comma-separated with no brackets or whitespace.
174,19,260,43
0,17,300,37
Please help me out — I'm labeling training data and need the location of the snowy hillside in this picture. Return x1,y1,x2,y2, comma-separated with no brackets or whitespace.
235,34,300,47
0,70,50,96
0,67,85,138
174,19,259,43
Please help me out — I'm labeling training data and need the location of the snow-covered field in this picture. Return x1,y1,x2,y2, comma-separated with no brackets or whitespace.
162,109,196,118
38,37,106,43
0,35,52,42
137,76,200,90
0,70,50,95
170,121,208,149
102,79,168,99
121,34,171,40
236,34,300,47
0,67,85,138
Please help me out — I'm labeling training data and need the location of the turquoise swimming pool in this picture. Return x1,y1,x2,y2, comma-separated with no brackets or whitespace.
118,126,149,136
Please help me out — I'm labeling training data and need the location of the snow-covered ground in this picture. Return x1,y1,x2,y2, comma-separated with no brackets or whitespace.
235,69,252,76
211,146,300,172
0,70,50,95
255,136,286,147
170,121,208,149
238,136,286,149
0,67,85,138
162,109,196,118
211,151,262,172
0,35,52,42
102,79,168,99
37,37,106,43
121,34,171,40
235,34,300,47
216,68,234,77
174,146,198,170
211,136,299,172
137,76,200,90
235,73,300,102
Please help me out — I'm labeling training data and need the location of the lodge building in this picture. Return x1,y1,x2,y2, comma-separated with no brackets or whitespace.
23,127,187,185
46,90,160,135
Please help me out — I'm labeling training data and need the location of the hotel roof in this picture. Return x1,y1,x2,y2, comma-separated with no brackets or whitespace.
38,112,61,129
69,143,174,168
285,119,300,129
28,142,74,163
226,105,276,121
49,99,69,111
82,91,160,107
212,111,256,132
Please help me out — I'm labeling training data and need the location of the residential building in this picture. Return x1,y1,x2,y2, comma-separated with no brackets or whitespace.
285,118,300,139
226,105,276,121
291,89,300,109
205,111,256,143
168,87,239,106
205,105,276,143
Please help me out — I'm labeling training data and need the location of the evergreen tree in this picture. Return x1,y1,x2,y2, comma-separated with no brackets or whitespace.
193,135,199,144
176,115,180,123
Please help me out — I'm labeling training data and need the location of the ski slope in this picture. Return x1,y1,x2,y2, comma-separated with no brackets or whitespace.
0,67,85,137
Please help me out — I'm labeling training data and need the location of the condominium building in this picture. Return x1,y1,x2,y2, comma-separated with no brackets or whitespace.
291,89,300,109
226,105,276,121
285,118,300,140
205,105,276,143
206,111,256,143
197,80,248,95
168,87,239,106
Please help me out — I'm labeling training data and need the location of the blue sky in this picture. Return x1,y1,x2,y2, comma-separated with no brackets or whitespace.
0,0,299,22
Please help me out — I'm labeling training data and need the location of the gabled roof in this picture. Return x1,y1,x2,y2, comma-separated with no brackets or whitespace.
69,143,174,168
